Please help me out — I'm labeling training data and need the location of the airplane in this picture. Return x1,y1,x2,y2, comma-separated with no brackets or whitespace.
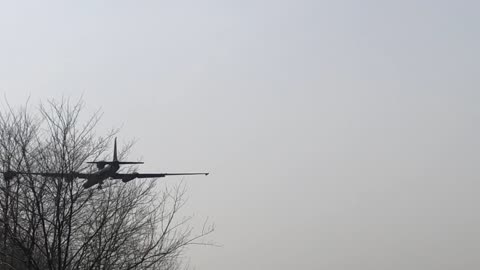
2,138,209,189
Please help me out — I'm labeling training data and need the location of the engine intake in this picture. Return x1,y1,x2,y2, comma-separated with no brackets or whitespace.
96,162,107,170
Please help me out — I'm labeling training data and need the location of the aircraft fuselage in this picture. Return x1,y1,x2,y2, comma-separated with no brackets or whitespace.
82,163,120,189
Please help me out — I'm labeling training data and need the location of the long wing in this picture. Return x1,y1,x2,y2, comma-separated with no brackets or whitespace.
114,172,209,179
3,171,89,180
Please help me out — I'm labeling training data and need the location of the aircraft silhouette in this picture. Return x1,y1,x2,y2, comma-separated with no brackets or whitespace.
3,138,209,189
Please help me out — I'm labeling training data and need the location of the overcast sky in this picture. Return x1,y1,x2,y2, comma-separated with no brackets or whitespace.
1,1,480,269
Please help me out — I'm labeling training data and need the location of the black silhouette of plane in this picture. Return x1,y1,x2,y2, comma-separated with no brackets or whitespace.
3,138,208,189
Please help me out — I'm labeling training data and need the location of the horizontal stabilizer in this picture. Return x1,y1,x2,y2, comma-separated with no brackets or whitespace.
87,161,144,165
87,138,144,165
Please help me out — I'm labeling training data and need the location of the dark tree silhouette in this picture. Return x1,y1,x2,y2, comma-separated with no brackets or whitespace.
0,98,213,270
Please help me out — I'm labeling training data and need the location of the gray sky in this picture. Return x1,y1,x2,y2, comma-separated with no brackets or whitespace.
1,1,480,269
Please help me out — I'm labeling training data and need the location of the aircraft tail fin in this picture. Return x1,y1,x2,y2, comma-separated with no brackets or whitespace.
113,137,118,161
87,137,144,166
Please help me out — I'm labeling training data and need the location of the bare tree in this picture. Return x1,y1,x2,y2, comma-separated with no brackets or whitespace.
0,98,213,270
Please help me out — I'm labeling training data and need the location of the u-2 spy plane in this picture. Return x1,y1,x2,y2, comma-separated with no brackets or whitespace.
3,138,209,189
